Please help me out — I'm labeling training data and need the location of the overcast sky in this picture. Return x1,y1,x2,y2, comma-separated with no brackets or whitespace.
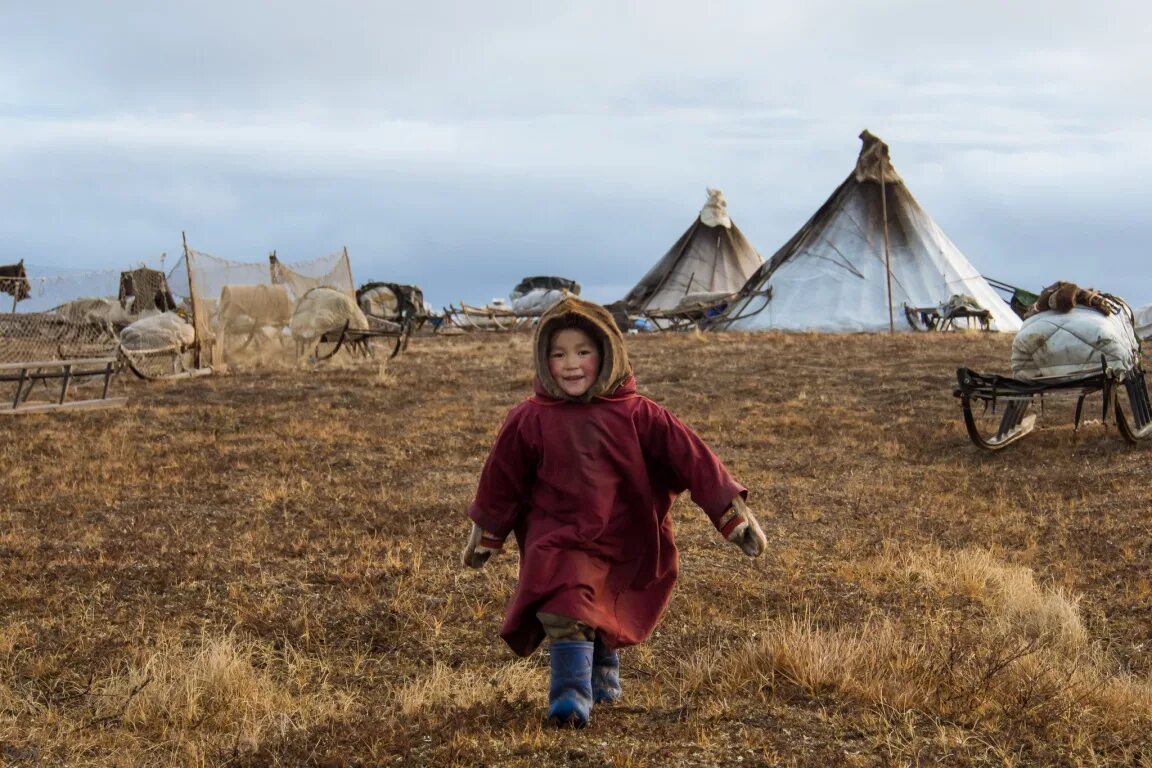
3,1,1150,309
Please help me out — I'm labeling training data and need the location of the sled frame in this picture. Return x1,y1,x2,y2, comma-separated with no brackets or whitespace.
953,360,1152,450
312,320,409,361
0,357,127,414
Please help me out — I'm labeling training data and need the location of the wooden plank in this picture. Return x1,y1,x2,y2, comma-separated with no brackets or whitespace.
0,358,117,371
154,367,214,380
0,367,120,384
0,397,129,415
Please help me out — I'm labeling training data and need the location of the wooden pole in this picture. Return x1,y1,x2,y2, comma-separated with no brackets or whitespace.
880,158,894,335
10,259,23,312
182,231,201,367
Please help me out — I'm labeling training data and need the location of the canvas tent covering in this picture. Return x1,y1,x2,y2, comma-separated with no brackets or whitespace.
714,131,1021,333
1133,304,1152,340
620,189,763,314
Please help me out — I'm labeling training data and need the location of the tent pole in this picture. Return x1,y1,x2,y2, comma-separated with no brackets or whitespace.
880,158,894,334
342,245,353,297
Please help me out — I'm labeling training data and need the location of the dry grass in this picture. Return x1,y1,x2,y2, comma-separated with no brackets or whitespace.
2,330,1152,766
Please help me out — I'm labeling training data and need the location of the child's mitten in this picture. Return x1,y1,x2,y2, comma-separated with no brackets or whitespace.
722,496,767,557
461,522,504,568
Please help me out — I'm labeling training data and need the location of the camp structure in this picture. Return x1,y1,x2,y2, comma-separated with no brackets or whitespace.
619,188,763,320
119,266,177,314
443,276,581,332
1133,303,1152,341
712,131,1022,334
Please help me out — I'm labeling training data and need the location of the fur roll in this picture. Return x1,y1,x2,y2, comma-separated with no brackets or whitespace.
1048,282,1079,313
1027,281,1121,318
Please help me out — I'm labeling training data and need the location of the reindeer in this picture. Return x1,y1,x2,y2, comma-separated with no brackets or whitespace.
213,284,295,360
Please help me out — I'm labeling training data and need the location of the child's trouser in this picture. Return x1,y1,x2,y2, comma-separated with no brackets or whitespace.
537,612,595,641
537,612,622,710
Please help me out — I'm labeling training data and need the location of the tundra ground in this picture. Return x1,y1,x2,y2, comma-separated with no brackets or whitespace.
2,331,1151,767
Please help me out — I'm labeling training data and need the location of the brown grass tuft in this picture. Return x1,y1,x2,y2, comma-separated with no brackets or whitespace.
681,547,1152,762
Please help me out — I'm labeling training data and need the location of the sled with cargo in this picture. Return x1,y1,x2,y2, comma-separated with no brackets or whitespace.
441,277,582,333
627,290,742,332
441,301,535,332
953,298,1152,451
905,295,993,332
0,356,127,414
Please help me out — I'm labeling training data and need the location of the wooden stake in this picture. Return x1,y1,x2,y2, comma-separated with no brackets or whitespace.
880,159,894,334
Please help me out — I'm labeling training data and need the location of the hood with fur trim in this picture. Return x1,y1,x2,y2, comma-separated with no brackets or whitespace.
533,297,632,402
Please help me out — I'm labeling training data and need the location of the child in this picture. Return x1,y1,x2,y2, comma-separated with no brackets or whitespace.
461,297,766,728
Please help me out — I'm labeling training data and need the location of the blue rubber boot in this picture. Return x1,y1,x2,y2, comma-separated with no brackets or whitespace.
592,639,622,705
545,640,594,728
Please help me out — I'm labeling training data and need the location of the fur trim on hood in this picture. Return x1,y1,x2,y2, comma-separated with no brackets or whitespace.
533,297,632,402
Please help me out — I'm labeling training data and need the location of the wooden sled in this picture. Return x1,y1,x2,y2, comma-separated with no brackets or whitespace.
313,319,411,361
953,361,1152,450
441,302,536,332
118,343,212,381
906,304,992,332
0,357,127,414
635,294,737,332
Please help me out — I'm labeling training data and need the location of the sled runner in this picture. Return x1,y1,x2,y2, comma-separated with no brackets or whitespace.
441,301,535,332
313,318,411,361
954,361,1152,450
630,291,739,332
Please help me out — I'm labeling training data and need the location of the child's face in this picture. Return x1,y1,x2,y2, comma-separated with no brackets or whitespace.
548,328,601,398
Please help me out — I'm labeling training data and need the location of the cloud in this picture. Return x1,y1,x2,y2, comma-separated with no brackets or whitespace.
2,1,1152,308
0,112,459,171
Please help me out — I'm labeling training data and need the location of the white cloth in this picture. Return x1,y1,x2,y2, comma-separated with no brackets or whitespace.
1011,307,1139,382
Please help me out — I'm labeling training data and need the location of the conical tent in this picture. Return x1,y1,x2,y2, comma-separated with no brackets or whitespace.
1133,304,1152,340
715,131,1021,333
621,189,763,313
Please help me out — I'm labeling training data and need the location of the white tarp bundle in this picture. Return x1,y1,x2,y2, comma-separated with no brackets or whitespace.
510,289,569,316
119,312,196,351
359,284,400,319
290,287,369,350
54,297,135,326
621,188,762,314
716,131,1021,333
1010,307,1139,381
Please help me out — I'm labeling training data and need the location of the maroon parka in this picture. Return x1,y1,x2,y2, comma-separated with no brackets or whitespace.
468,298,746,656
